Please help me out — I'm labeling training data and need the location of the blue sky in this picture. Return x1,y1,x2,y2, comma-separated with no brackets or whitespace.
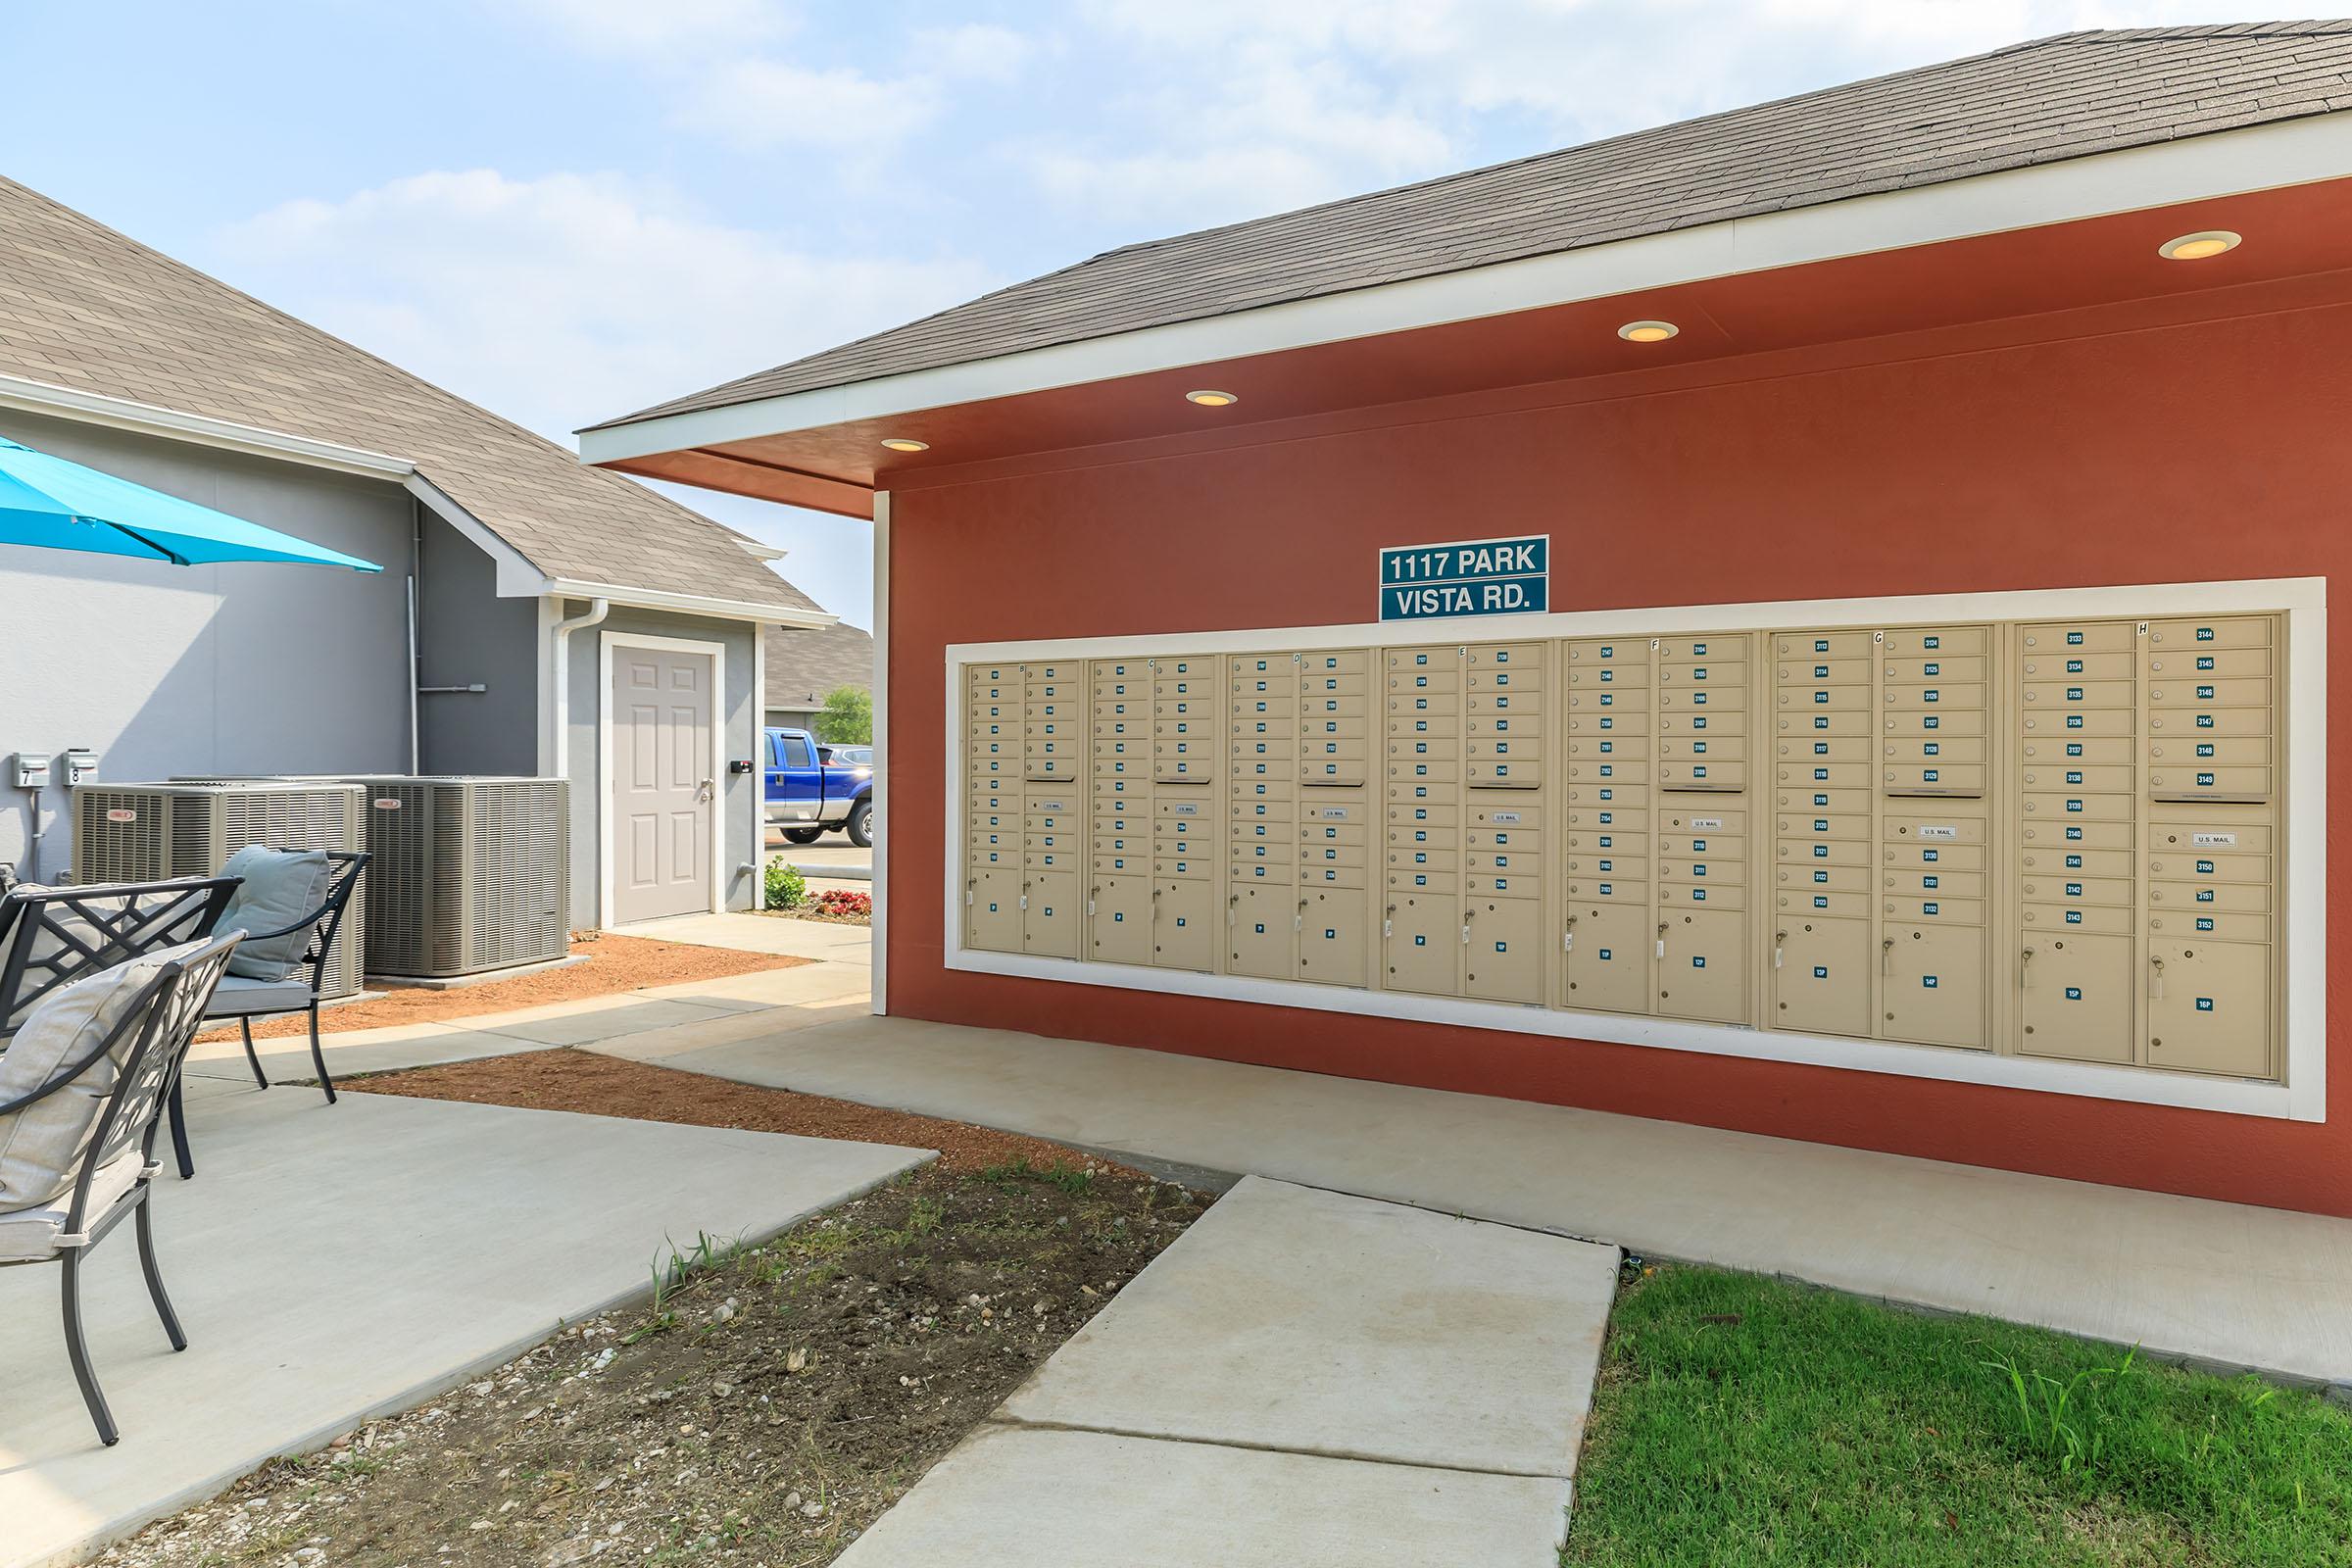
2,0,2282,625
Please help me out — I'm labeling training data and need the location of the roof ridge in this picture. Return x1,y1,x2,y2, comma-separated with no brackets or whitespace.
0,174,731,543
1079,24,2285,270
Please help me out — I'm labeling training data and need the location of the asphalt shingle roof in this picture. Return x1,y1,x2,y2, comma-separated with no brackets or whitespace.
764,620,875,706
0,175,821,614
600,24,2352,430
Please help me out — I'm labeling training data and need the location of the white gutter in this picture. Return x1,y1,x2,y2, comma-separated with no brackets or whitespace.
579,113,2352,465
541,576,837,628
0,371,414,477
549,598,610,785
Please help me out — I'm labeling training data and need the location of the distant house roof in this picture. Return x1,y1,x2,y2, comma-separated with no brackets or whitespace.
764,620,874,709
0,175,821,618
597,24,2352,430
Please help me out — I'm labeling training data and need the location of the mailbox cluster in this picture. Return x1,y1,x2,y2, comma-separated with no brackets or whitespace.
960,610,2288,1087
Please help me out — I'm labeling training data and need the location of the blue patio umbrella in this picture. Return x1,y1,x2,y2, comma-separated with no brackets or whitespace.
0,435,381,570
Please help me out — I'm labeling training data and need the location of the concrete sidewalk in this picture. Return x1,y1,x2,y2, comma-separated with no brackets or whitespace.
0,1086,927,1568
838,1178,1617,1565
646,1013,2352,1391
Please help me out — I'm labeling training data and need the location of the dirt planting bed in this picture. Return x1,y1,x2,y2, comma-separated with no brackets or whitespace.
98,1059,1208,1568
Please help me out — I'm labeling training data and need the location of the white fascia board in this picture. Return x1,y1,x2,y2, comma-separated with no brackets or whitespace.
404,472,551,597
542,576,838,627
0,371,415,478
581,114,2352,466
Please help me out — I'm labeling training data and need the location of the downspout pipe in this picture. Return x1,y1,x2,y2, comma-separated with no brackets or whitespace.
549,597,610,781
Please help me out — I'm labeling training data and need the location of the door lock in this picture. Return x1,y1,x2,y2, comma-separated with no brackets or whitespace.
1774,931,1787,969
1881,937,1895,976
2021,947,2035,989
1384,904,1396,940
2148,955,2166,1001
1655,922,1668,959
1562,913,1576,954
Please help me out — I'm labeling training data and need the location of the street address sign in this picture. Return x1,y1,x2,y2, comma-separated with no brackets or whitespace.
1379,534,1549,622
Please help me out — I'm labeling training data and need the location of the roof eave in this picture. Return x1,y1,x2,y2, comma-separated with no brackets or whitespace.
578,112,2352,475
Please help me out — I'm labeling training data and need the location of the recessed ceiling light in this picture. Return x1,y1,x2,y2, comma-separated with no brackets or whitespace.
2158,230,2241,262
1617,319,1679,343
879,437,928,452
1185,389,1239,407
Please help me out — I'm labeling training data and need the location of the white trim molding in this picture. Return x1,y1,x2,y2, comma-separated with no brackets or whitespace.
598,630,730,929
943,575,2327,1123
870,491,891,1015
581,116,2352,466
0,370,414,477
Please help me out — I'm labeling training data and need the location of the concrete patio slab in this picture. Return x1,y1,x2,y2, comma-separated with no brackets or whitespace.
832,1426,1573,1567
0,1087,929,1568
1004,1177,1615,1476
181,1024,548,1085
663,1014,2352,1389
454,995,744,1046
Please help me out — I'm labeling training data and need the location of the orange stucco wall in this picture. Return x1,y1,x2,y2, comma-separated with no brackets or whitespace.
881,285,2352,1216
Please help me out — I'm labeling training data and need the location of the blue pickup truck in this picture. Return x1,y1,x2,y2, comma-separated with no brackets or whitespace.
763,726,875,848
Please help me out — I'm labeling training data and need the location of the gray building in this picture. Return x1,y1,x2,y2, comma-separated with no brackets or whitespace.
762,620,875,735
0,175,834,927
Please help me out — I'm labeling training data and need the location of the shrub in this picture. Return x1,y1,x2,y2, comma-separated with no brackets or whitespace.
763,861,807,910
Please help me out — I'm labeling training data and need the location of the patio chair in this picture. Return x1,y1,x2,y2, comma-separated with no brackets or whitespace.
199,851,368,1104
0,878,241,1180
0,932,240,1446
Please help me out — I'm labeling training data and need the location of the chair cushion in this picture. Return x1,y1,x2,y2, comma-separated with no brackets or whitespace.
0,945,190,1215
217,848,330,981
0,1150,146,1260
201,974,313,1017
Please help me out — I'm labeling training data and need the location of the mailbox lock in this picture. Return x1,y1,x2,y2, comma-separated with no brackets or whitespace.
2149,955,2167,1001
1881,937,1895,975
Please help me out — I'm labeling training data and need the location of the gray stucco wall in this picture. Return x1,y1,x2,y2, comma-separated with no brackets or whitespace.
0,411,415,880
416,509,539,774
561,603,760,925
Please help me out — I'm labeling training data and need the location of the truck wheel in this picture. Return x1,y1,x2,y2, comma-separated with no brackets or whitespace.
847,798,875,850
782,827,823,844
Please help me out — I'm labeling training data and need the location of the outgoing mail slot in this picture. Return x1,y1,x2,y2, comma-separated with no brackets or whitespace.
1883,626,1988,657
2020,652,2131,680
1884,815,1984,844
2020,622,2133,654
2148,767,2272,800
2145,616,2272,650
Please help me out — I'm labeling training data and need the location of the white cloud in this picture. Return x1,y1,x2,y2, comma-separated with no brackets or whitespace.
678,57,934,150
915,22,1039,84
214,170,995,441
499,0,796,55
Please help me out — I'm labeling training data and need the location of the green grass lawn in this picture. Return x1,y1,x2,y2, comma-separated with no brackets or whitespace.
1562,1265,2352,1567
